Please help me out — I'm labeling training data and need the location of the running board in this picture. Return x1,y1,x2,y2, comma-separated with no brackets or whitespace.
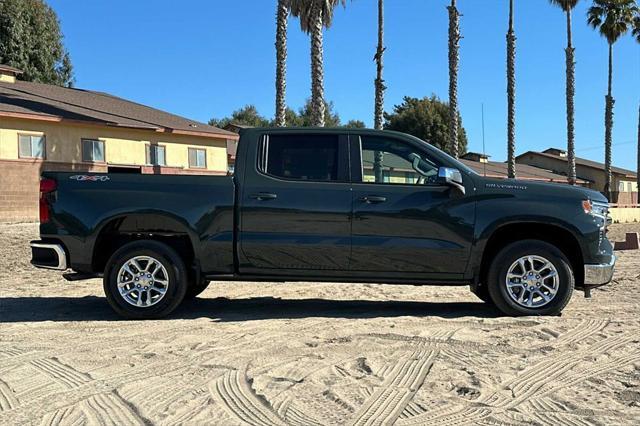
63,272,101,281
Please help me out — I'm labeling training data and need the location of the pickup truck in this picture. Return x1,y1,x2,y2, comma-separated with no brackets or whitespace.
31,128,615,319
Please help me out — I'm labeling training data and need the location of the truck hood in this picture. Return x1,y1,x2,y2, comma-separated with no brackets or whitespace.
477,177,609,203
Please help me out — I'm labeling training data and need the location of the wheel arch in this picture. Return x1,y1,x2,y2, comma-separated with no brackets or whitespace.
474,220,585,289
90,211,200,275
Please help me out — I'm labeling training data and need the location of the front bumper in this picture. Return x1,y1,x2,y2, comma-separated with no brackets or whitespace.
30,241,68,270
584,255,616,286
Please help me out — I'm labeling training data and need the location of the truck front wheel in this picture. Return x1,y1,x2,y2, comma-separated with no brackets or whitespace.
103,241,188,319
487,240,574,316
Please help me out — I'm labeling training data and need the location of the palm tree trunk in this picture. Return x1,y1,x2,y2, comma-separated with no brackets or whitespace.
275,0,288,127
507,0,516,179
310,1,325,127
373,0,385,182
565,9,576,185
604,42,614,200
448,0,461,158
374,0,385,131
636,102,639,205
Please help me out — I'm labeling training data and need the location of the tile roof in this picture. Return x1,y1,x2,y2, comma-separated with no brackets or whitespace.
0,79,237,139
516,150,635,177
460,158,590,184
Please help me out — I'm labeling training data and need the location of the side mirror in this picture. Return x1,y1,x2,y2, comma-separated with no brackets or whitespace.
437,167,465,194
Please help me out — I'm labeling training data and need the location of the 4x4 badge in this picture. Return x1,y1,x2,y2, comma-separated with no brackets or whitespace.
69,175,110,182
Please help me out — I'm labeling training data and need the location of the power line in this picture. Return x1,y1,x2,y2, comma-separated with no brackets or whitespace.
576,140,634,153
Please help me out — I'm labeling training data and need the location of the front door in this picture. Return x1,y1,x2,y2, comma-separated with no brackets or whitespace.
349,134,475,278
239,132,352,275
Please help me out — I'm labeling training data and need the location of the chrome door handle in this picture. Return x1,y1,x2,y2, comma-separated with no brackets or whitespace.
359,195,386,204
251,192,278,201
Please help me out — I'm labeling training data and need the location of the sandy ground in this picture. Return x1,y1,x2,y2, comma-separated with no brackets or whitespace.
0,223,639,426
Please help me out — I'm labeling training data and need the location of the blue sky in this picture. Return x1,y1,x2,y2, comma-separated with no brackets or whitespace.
48,0,639,170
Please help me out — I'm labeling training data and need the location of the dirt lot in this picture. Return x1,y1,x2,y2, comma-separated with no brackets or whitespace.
1,223,639,425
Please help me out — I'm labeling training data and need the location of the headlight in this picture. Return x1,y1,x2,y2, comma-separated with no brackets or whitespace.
583,200,609,220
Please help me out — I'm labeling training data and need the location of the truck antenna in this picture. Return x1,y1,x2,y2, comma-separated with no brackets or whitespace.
481,103,486,177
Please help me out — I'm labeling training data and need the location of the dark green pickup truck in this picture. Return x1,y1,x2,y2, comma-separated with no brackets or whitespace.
31,128,615,319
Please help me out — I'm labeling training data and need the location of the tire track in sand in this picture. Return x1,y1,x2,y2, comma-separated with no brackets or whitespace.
81,392,147,426
398,331,636,425
209,368,287,426
348,348,438,426
39,392,147,426
0,379,18,411
30,358,92,389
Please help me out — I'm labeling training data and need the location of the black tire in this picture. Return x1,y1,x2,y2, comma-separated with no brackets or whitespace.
184,279,211,299
103,240,188,319
487,240,574,316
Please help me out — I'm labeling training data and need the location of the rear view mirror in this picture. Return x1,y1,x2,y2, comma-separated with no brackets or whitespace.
437,167,465,194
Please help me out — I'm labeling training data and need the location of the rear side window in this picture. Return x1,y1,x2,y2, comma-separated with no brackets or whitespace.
261,134,346,182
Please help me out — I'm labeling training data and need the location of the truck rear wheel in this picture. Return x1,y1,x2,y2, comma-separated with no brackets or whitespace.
103,241,188,319
487,240,574,316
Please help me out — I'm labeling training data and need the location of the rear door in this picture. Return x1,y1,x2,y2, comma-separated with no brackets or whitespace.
238,132,352,275
349,134,475,278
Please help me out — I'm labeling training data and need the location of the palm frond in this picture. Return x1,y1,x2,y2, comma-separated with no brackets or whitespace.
289,0,348,33
548,0,579,12
587,0,640,44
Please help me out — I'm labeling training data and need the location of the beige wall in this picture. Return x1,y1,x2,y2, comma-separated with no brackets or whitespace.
610,207,640,224
0,117,228,172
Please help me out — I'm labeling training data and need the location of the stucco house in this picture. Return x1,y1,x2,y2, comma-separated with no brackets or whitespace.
0,64,238,222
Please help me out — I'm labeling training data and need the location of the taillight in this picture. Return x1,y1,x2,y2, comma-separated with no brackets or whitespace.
39,178,57,223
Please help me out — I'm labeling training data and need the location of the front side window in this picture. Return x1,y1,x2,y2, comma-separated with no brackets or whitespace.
18,134,45,159
82,139,105,162
262,134,341,181
188,148,206,168
146,145,166,166
360,137,439,185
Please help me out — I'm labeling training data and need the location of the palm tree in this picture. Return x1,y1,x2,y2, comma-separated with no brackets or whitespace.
373,0,385,131
587,0,640,199
637,102,640,203
290,0,347,127
373,0,385,182
634,21,639,203
507,0,517,179
549,0,579,185
448,0,461,158
275,0,289,127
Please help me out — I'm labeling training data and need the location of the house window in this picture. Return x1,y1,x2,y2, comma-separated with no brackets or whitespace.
18,134,45,159
146,145,166,166
82,139,105,162
188,148,206,168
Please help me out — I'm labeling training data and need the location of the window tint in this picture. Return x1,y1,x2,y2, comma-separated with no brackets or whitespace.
82,139,105,162
263,134,341,181
360,137,439,185
188,148,206,168
146,145,166,166
18,135,45,159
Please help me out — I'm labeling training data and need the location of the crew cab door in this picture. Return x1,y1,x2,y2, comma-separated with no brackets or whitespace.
238,132,352,274
349,134,475,278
